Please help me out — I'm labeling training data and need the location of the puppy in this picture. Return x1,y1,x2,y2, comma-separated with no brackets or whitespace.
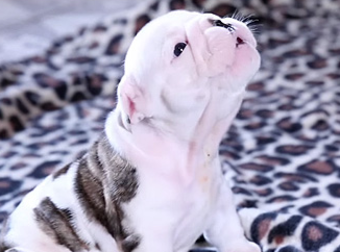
1,10,261,252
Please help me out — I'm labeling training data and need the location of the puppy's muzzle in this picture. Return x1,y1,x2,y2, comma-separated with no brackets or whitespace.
212,19,245,47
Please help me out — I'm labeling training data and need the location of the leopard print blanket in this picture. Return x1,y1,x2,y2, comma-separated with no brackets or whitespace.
1,0,340,251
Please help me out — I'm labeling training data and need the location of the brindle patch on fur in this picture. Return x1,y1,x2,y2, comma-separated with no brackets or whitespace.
34,197,89,251
75,134,140,252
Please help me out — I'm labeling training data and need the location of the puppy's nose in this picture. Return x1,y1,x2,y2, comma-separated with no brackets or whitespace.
213,20,235,31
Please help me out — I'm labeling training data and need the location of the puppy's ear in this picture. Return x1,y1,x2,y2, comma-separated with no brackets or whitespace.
118,76,146,124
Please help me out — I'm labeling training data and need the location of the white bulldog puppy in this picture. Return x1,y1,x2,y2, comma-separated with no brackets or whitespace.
1,10,261,252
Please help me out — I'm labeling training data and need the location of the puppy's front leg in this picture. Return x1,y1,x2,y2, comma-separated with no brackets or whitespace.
204,180,262,252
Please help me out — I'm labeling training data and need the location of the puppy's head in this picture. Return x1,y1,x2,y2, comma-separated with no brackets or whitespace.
117,10,260,136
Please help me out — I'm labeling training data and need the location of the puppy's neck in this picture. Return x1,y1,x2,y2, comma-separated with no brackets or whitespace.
105,102,234,181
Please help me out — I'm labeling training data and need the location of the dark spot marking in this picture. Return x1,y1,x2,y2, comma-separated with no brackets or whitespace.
298,159,335,175
134,15,151,35
24,91,40,106
238,162,273,173
301,221,338,251
278,246,302,252
277,117,302,133
250,175,272,186
276,145,312,156
9,115,24,132
170,0,185,10
268,215,302,244
15,98,29,115
0,178,22,196
266,195,297,203
250,212,277,244
28,160,61,179
105,34,124,55
278,181,299,191
70,91,86,102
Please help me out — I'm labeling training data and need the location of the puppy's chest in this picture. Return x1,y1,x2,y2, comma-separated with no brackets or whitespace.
127,164,219,247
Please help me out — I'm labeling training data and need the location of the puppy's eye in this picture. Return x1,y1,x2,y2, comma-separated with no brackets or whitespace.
174,43,187,57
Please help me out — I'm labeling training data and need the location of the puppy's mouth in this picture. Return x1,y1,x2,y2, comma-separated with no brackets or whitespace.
212,19,245,48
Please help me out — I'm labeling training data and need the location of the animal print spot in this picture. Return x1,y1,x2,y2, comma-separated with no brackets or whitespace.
256,136,277,145
105,34,124,55
247,81,264,91
307,57,327,69
268,38,291,49
15,98,30,115
298,159,336,175
250,175,273,186
232,186,252,196
1,97,13,105
284,73,304,80
0,108,3,119
274,172,317,183
33,73,63,88
266,195,297,203
278,181,299,191
93,24,107,32
67,56,95,64
277,117,302,133
0,178,22,196
278,103,296,111
301,221,338,251
238,162,273,173
70,92,86,102
150,1,159,11
326,215,340,226
299,201,333,217
0,129,9,139
303,187,319,198
327,183,340,198
237,109,254,120
86,74,107,96
283,49,309,58
170,0,186,10
253,188,273,197
27,160,61,178
192,0,206,8
311,119,329,131
256,109,274,118
255,155,289,166
268,215,302,244
55,81,67,100
238,200,258,208
276,145,312,156
325,144,339,152
250,212,277,244
134,15,151,35
40,101,59,111
210,3,236,17
244,121,266,130
24,91,40,106
305,80,324,86
327,72,340,79
9,115,24,131
278,246,302,252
